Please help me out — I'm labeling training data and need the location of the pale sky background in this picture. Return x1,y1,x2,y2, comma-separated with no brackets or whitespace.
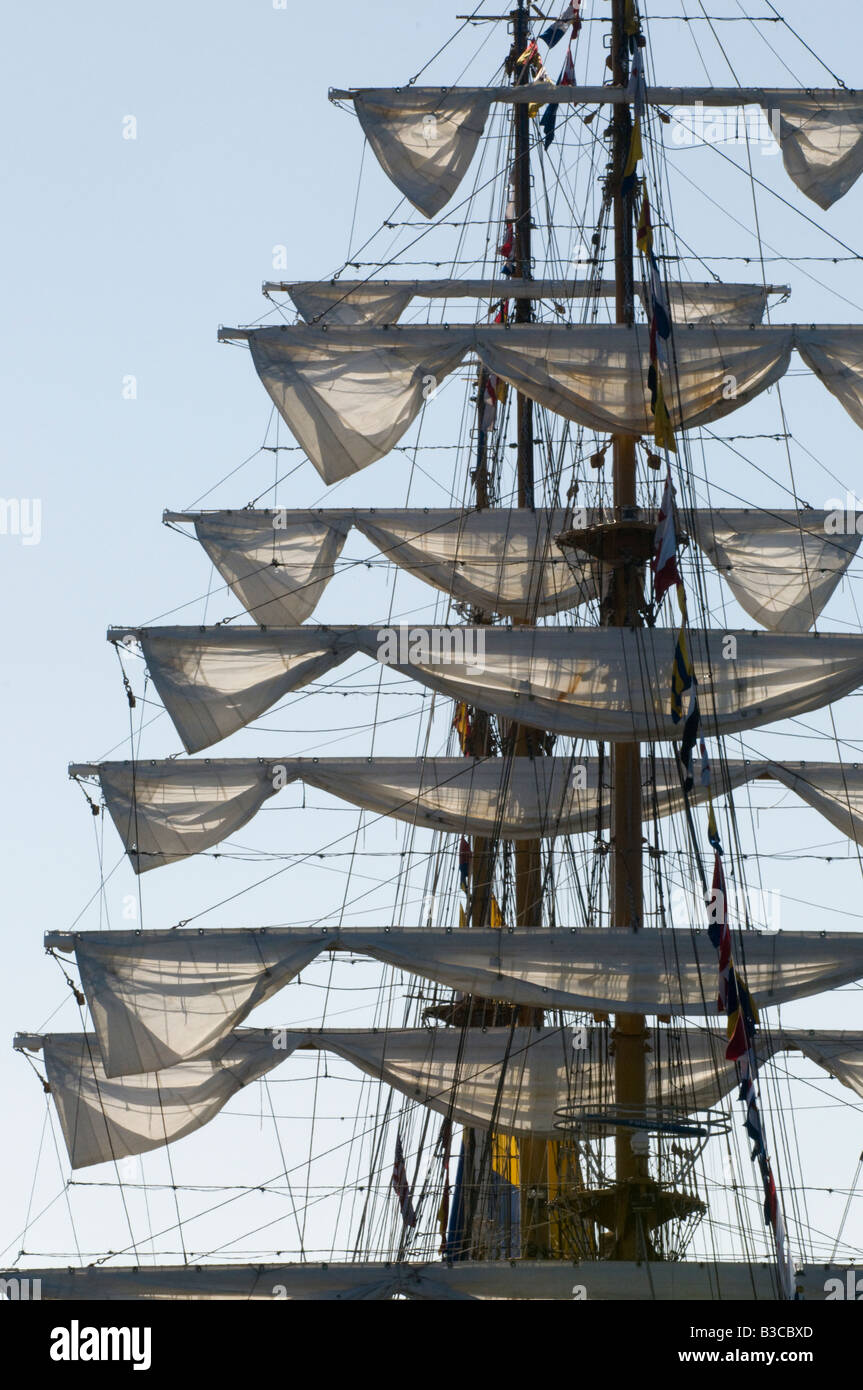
2,0,863,1279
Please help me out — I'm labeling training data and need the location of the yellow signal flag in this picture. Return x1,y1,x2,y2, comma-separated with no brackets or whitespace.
653,375,677,453
452,701,472,754
622,117,643,183
637,191,652,253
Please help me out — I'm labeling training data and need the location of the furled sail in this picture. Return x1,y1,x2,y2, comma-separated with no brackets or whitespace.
13,1030,309,1169
272,1027,776,1137
789,1031,863,1096
375,626,863,744
48,932,328,1074
636,281,780,327
227,324,798,483
334,86,863,213
285,281,417,327
772,93,863,210
165,508,602,623
683,509,862,633
110,625,863,753
795,326,863,429
354,507,601,617
474,324,792,436
82,758,280,870
45,927,863,1076
352,88,493,217
69,755,760,871
1,1259,801,1301
223,324,863,486
167,507,860,632
168,509,349,626
188,511,351,626
114,626,359,752
277,278,781,327
766,762,863,844
16,1026,791,1167
245,326,471,484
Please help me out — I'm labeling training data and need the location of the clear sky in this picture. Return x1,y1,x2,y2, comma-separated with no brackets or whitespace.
2,0,863,1279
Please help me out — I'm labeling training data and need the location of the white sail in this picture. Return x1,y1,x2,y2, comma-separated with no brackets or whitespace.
371,627,863,743
354,507,601,618
771,93,863,210
227,324,863,485
286,281,417,327
111,626,863,753
46,927,863,1077
175,509,350,626
52,931,326,1074
281,278,780,327
232,325,798,483
352,88,492,217
788,1031,863,1096
246,326,470,484
794,327,863,429
88,758,280,870
190,511,351,625
71,755,760,870
0,1259,800,1300
14,1030,308,1169
169,506,859,632
18,1026,791,1167
684,509,861,633
118,626,357,752
166,508,602,623
636,281,779,327
766,761,863,844
474,323,792,436
337,86,863,213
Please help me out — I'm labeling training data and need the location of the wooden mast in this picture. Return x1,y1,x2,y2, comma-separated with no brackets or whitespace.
511,1,543,933
459,0,652,1261
510,0,550,1258
451,4,548,1257
608,0,650,1260
552,2,705,1257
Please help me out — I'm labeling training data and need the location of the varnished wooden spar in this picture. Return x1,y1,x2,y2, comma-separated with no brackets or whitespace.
261,278,789,300
453,0,551,1260
508,0,552,1261
553,0,704,1260
328,84,858,105
607,0,650,1260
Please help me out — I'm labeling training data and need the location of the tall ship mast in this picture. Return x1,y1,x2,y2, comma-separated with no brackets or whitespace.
9,0,863,1300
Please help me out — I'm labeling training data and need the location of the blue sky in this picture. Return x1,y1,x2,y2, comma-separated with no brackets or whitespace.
3,0,863,1276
